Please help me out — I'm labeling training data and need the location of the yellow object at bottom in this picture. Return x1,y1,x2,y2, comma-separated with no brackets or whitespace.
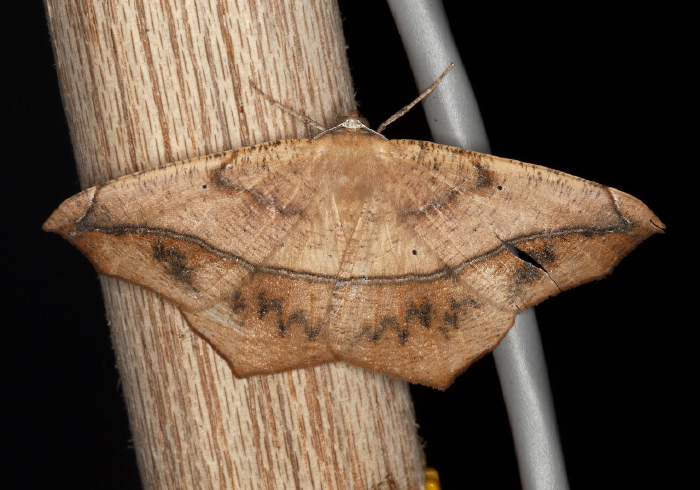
424,467,440,490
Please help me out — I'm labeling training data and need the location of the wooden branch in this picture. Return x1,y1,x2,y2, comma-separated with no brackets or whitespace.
43,0,424,488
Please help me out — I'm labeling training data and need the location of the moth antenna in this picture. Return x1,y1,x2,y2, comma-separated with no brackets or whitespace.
250,82,326,131
376,63,455,134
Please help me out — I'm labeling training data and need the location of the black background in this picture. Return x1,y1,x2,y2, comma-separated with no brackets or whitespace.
3,2,687,489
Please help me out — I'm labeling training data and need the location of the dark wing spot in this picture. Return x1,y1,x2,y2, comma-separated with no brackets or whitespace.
278,310,308,338
406,301,432,329
528,242,557,265
356,316,407,343
257,291,283,319
231,290,247,313
152,241,195,285
442,297,479,328
512,262,542,287
473,164,496,189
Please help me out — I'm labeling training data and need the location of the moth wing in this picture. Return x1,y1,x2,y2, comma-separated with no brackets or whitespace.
43,139,344,309
329,140,663,388
397,141,665,290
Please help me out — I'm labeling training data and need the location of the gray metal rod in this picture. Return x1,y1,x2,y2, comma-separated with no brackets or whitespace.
385,1,569,488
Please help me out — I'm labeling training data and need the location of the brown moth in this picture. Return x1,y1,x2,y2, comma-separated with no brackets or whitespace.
44,108,664,389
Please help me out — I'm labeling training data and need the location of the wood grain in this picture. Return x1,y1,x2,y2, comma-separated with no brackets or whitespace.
43,0,425,488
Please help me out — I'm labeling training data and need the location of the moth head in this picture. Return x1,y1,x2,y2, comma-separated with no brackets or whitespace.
334,112,370,128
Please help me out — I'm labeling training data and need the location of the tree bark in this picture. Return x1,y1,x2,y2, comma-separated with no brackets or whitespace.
43,0,425,488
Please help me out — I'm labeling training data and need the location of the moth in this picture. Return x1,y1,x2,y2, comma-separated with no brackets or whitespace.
44,76,663,389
